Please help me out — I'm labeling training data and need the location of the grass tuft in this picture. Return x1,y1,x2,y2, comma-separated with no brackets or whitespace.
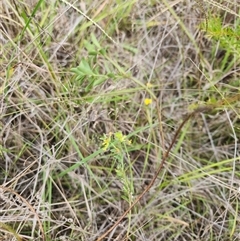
0,0,240,240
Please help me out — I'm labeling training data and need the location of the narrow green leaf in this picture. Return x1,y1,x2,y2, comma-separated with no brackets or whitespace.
91,33,101,49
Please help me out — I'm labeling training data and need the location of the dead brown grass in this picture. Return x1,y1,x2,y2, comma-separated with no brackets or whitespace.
0,0,240,240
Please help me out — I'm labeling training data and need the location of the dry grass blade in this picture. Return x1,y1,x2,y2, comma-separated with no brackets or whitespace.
1,0,240,240
0,186,45,241
206,0,240,18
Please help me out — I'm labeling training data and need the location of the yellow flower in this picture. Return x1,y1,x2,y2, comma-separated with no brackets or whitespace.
144,98,152,106
101,133,112,150
146,82,153,88
126,139,132,145
115,131,126,142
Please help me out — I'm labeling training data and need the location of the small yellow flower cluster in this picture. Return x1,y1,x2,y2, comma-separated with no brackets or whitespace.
101,131,131,151
146,82,153,88
115,131,132,145
101,132,112,151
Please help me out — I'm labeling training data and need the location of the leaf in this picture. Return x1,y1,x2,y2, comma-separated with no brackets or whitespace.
70,67,81,74
75,75,85,84
71,59,94,75
92,76,107,87
83,40,98,56
91,33,101,49
107,73,115,78
85,79,95,92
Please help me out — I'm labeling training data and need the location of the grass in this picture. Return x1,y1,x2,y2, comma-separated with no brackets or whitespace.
0,0,240,240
